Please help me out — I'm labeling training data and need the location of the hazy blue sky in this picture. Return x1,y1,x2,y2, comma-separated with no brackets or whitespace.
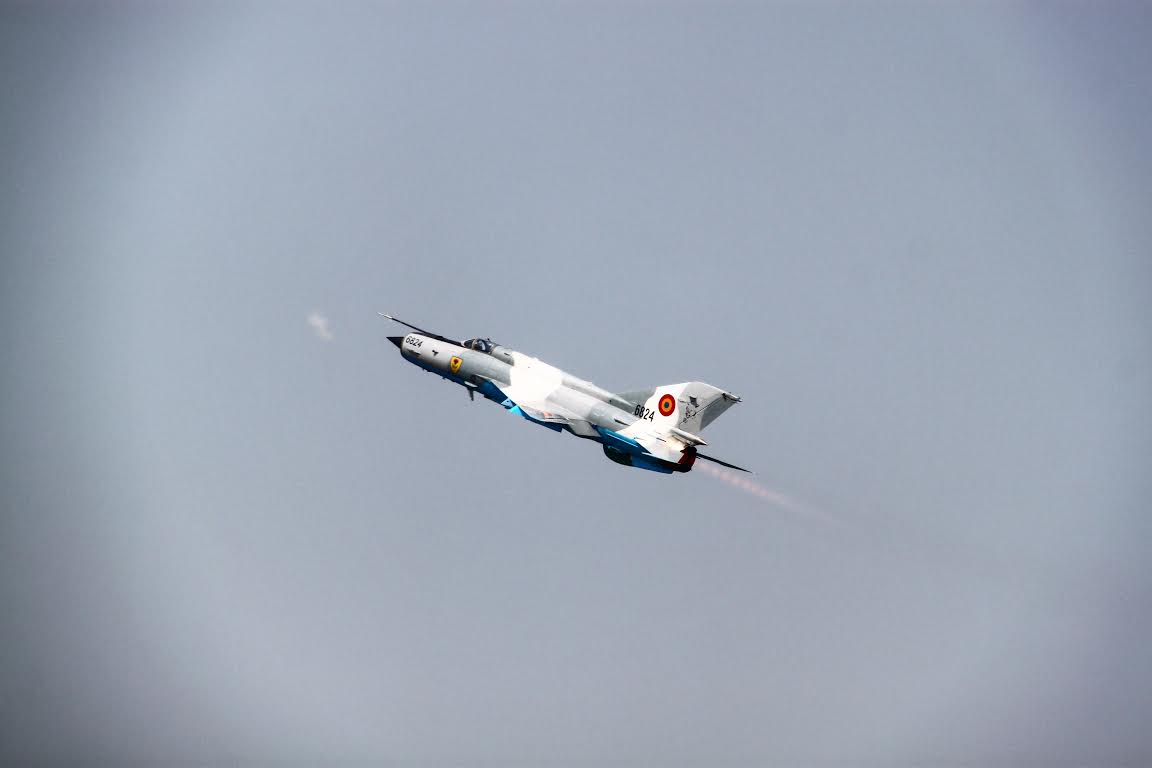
2,2,1150,765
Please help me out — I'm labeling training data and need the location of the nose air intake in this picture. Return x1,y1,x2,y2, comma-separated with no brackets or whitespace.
387,336,404,349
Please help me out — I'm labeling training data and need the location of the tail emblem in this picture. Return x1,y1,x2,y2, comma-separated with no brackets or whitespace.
658,393,676,417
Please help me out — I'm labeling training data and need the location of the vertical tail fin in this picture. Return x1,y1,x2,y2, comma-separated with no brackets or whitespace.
617,382,741,434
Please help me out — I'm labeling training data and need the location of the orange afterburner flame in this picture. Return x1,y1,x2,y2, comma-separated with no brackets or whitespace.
695,462,833,523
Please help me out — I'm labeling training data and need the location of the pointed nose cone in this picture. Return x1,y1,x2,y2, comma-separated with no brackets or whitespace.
387,336,404,349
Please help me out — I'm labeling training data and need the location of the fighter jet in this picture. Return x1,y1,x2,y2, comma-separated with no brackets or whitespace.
382,314,748,474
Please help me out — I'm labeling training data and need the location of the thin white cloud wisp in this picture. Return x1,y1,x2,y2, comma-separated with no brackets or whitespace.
307,311,333,341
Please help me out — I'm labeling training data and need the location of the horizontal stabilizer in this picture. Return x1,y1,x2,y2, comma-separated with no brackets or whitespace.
696,452,751,473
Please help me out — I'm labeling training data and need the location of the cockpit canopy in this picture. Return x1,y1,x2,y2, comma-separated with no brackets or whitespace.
462,338,497,354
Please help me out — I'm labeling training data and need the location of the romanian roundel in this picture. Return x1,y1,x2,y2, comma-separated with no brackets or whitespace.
658,393,676,417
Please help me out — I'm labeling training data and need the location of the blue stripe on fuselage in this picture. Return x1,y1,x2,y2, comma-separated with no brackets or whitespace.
594,426,648,455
